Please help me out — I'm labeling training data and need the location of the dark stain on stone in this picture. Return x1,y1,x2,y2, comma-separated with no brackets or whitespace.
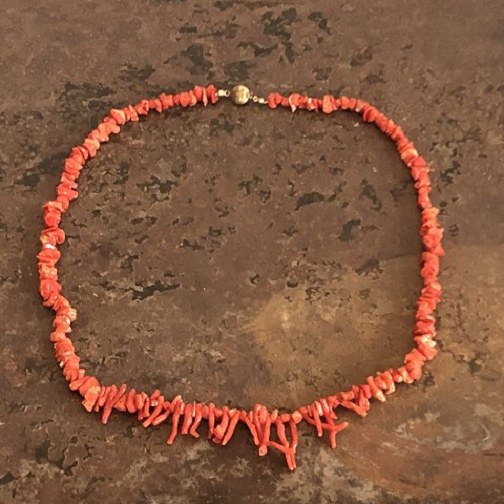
224,61,254,82
238,174,265,196
468,354,484,374
390,180,410,202
137,175,175,195
63,81,114,99
208,226,222,237
282,225,297,237
463,126,482,143
114,161,130,185
205,174,219,187
209,114,235,134
258,188,271,202
180,44,213,76
16,172,40,188
21,110,44,121
210,21,239,39
305,285,331,302
448,223,459,237
313,66,331,81
238,176,256,196
356,257,382,276
215,0,279,11
364,70,386,85
36,152,68,177
0,472,16,486
339,218,361,242
360,178,382,211
262,8,298,63
440,159,461,185
329,164,344,175
213,0,232,11
350,46,373,67
120,64,155,82
128,280,180,301
98,350,129,367
179,24,197,34
422,371,436,388
286,180,296,197
362,224,379,234
96,278,117,292
439,345,488,377
327,182,345,202
24,357,48,375
64,461,79,477
58,82,115,121
358,288,371,299
87,99,111,113
292,162,312,174
214,199,231,218
295,191,325,210
249,273,260,285
35,440,50,464
237,41,278,57
181,238,204,250
308,11,331,34
120,253,139,273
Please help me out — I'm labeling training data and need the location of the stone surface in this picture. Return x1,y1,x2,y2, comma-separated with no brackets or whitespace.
0,1,503,503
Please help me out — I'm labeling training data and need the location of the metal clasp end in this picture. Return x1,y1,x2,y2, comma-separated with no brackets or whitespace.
218,85,267,106
217,89,231,98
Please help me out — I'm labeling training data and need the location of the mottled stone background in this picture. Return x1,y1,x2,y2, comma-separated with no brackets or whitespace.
1,1,503,503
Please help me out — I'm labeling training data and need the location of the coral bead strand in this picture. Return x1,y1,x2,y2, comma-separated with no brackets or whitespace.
38,84,443,470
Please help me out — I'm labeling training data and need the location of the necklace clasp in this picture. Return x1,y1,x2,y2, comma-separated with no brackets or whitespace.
217,85,266,106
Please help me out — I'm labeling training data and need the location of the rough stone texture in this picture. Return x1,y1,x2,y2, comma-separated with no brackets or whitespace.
1,1,503,503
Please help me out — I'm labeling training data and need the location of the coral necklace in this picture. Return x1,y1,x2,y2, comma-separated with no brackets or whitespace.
38,84,443,470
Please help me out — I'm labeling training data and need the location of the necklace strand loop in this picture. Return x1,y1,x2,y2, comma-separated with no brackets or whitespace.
38,83,444,470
